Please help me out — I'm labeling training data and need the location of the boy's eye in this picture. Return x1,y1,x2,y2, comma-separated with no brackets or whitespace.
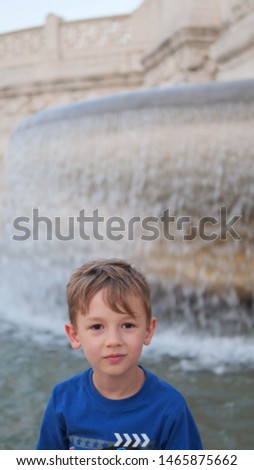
91,324,103,330
122,322,135,329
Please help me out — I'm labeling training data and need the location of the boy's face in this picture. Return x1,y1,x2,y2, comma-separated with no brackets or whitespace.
65,288,156,381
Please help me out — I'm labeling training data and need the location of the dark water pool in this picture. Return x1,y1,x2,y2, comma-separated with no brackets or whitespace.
0,328,253,450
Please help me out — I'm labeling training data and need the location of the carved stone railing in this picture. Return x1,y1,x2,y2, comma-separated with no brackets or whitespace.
0,14,135,66
60,16,133,58
0,27,44,63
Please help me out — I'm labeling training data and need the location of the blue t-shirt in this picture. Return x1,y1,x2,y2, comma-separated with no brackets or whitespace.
36,367,202,450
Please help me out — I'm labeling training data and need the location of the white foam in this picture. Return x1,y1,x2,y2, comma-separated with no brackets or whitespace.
142,326,254,373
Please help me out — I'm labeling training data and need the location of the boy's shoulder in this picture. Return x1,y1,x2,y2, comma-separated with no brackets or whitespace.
143,367,187,408
143,368,197,430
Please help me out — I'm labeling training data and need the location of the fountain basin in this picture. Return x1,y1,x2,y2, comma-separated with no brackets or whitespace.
3,80,254,332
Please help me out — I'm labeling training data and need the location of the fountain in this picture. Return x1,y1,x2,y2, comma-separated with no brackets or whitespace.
2,80,254,451
1,79,254,337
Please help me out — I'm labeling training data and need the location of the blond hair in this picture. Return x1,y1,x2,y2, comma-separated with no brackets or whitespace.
66,259,151,326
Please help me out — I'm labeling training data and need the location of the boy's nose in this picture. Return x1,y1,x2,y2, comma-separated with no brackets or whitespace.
105,328,122,347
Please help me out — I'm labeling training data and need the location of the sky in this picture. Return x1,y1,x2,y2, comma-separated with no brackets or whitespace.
0,0,144,33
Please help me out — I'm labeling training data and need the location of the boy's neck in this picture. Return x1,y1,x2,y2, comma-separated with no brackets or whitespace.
92,366,145,400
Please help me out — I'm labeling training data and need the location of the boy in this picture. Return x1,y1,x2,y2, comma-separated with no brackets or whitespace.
36,259,202,450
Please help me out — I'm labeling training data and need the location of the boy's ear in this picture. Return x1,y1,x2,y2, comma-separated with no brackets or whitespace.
144,316,157,346
65,322,81,349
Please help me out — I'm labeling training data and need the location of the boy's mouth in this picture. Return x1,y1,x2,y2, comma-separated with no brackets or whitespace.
104,354,126,363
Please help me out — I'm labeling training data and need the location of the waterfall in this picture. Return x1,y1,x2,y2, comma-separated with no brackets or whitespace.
1,80,254,351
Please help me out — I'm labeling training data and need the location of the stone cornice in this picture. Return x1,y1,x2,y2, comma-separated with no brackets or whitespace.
0,71,144,99
142,26,219,72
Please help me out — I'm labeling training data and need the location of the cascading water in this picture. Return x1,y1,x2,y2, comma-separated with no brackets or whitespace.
1,80,254,371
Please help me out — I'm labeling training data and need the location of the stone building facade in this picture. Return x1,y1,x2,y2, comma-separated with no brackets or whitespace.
1,0,254,202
